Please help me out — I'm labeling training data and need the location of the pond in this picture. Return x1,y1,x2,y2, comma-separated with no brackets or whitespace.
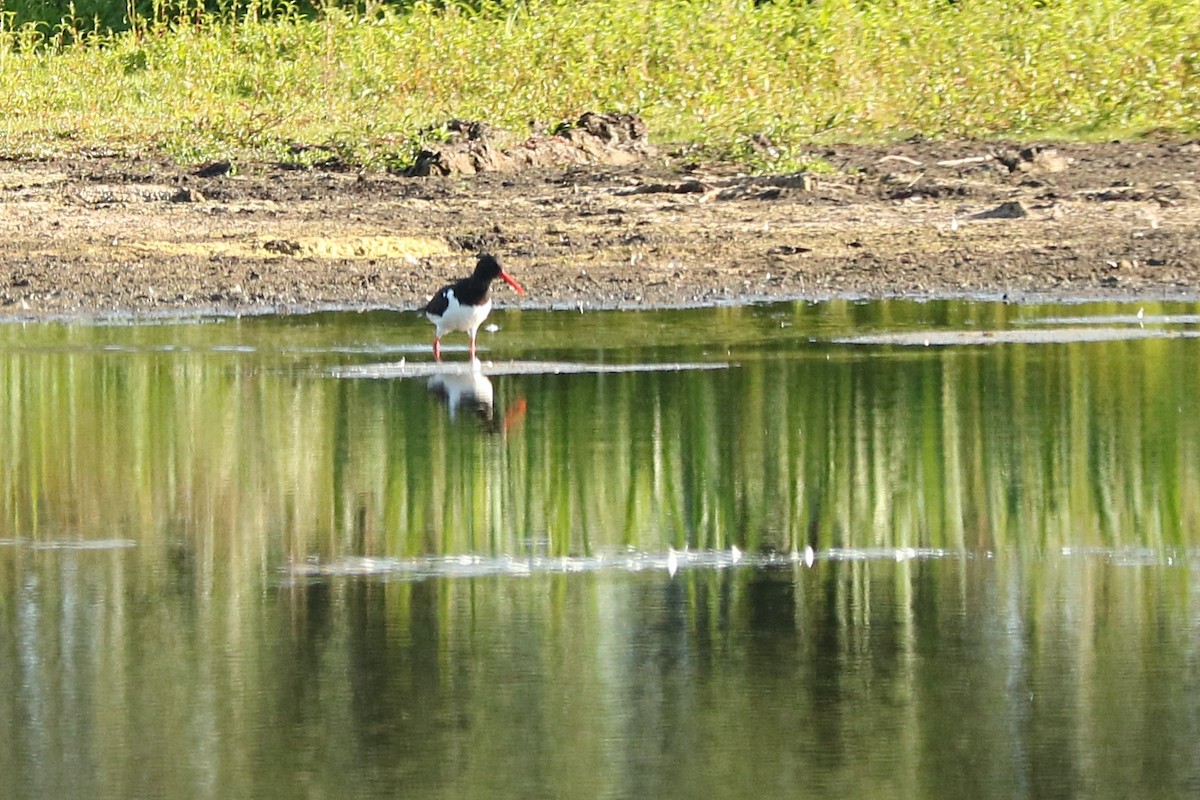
2,299,1200,799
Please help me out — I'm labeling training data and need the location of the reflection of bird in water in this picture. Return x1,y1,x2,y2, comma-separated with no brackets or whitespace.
423,253,525,362
428,370,527,434
428,370,493,421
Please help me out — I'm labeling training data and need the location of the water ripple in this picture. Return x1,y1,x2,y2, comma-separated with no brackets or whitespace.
281,545,1198,583
0,538,138,551
282,545,975,582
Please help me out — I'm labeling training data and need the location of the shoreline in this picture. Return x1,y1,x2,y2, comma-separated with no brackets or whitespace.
1,138,1198,319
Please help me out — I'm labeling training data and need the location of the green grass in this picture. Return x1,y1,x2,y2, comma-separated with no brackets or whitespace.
0,0,1197,170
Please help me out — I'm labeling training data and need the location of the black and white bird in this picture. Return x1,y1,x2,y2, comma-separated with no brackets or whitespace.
423,253,526,362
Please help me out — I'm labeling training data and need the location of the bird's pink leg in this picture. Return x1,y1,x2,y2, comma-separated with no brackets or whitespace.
433,337,441,362
469,330,478,361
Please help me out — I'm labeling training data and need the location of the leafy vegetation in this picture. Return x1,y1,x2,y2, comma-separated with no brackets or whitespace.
0,0,1197,169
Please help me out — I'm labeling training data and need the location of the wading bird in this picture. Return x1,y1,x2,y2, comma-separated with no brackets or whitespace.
424,253,525,362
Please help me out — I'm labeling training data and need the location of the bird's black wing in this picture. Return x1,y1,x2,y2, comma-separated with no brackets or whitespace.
424,287,451,317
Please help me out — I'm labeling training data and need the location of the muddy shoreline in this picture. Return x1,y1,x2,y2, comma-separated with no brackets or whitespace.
1,138,1198,318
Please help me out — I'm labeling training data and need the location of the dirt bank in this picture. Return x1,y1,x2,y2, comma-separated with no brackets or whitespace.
1,137,1198,317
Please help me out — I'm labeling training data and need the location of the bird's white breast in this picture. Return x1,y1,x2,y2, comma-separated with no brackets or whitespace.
427,290,493,335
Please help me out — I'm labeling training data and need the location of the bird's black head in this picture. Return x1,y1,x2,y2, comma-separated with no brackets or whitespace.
468,252,526,296
472,253,504,280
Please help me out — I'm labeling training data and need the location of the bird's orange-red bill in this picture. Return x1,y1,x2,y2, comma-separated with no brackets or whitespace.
500,270,526,296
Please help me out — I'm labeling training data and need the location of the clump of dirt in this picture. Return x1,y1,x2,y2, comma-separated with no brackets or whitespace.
408,112,654,177
0,132,1197,316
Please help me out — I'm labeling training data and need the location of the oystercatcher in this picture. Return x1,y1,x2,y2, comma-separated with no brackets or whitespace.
424,254,526,361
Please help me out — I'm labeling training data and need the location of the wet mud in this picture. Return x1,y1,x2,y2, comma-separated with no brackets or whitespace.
1,135,1198,317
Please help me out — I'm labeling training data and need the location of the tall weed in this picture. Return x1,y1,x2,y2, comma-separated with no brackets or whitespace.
0,0,1195,167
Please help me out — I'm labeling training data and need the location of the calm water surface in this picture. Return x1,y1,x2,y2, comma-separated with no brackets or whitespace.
3,299,1200,799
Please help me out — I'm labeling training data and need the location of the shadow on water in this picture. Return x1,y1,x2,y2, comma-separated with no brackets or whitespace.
3,298,1200,798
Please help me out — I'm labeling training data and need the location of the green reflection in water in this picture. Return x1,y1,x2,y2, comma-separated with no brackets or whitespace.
1,299,1200,799
3,557,1200,799
1,300,1198,562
